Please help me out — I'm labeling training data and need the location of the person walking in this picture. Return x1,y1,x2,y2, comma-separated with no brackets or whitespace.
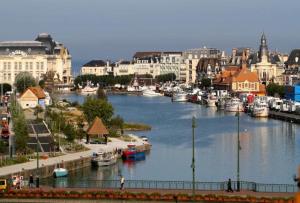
29,174,34,188
120,176,125,190
227,178,233,192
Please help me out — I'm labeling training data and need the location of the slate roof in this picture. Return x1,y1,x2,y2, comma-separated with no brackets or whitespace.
286,49,300,66
83,60,107,67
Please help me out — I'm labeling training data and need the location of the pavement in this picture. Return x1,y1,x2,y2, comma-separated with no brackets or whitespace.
0,135,147,177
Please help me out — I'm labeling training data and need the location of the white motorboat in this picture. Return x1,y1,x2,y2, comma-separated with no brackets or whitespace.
142,89,161,97
205,94,217,107
172,92,188,102
252,101,269,117
91,151,118,167
225,97,244,112
81,86,98,95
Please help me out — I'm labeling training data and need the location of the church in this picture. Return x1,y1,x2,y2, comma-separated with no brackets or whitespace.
250,33,284,85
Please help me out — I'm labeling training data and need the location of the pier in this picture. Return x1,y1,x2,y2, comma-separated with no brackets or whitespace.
269,110,300,123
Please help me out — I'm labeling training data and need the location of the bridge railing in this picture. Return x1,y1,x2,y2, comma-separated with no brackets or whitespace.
49,179,298,193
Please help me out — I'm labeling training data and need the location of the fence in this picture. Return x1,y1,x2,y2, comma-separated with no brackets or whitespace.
50,179,298,193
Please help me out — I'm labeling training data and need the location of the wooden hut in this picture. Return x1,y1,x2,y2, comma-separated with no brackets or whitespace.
87,116,109,143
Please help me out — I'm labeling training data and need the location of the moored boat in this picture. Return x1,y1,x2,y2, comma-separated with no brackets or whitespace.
53,166,68,178
216,98,226,110
252,101,269,117
172,92,188,102
205,94,217,107
80,86,98,95
225,97,244,112
142,89,161,97
91,151,118,167
122,144,145,161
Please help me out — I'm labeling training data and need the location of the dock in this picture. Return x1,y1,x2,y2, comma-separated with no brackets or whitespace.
269,110,300,123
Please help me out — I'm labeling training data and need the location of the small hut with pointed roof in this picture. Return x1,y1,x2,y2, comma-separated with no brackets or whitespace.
87,117,109,141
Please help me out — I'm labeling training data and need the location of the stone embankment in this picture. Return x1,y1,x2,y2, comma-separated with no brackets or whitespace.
0,135,151,179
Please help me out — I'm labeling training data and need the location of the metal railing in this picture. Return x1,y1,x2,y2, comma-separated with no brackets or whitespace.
49,179,298,193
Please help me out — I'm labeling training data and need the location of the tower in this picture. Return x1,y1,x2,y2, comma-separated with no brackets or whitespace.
258,33,269,62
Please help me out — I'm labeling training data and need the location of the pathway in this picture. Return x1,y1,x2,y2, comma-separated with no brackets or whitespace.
0,135,147,177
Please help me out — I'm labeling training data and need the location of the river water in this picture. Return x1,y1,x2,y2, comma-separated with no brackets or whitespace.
44,93,300,186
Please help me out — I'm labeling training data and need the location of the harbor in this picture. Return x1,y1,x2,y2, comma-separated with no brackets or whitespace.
40,93,300,187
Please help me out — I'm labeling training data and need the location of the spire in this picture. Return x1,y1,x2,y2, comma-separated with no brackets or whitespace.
261,32,267,46
258,32,269,62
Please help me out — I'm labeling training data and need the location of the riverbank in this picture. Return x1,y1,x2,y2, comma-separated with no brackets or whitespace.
0,135,151,179
123,122,151,131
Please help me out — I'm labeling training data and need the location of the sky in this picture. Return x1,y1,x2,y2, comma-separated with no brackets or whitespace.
1,0,300,66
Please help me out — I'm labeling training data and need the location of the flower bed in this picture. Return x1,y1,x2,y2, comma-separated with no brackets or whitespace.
0,189,295,202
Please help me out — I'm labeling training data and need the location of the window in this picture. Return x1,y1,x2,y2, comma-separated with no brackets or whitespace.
3,62,6,70
19,62,22,70
8,62,11,70
36,62,39,70
14,62,17,70
30,62,33,70
41,62,44,70
25,62,28,70
3,73,6,80
8,73,11,80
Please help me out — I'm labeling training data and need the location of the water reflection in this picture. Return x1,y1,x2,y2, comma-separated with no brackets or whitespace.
54,94,300,184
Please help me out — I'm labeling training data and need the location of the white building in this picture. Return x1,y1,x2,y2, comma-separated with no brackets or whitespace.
250,33,284,85
81,60,113,76
132,51,184,80
183,47,222,84
114,60,135,76
0,33,72,85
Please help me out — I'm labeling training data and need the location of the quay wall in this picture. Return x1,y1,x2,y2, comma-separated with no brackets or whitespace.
269,110,300,123
0,156,92,180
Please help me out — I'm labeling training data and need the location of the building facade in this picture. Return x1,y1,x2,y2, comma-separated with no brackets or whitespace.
81,60,113,76
214,50,265,95
283,49,300,85
183,47,223,84
113,60,135,76
250,33,284,85
0,33,72,86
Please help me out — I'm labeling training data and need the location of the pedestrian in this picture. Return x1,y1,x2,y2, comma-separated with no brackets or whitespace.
29,174,34,188
227,178,233,192
120,175,125,190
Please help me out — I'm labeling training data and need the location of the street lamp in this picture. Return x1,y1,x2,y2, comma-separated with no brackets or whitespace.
191,116,196,200
236,106,241,191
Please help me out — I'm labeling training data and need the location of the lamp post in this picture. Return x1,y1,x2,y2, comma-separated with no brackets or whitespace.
191,116,196,200
236,106,241,191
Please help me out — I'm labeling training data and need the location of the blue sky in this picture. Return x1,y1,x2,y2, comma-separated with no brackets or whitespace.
1,0,299,64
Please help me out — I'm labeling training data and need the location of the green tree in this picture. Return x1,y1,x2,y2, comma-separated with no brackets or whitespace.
13,116,29,153
201,78,212,88
96,88,107,100
110,115,124,135
0,140,6,154
15,72,37,93
266,83,285,97
38,80,46,89
155,73,176,83
0,83,12,95
75,116,86,140
63,123,76,142
82,97,114,124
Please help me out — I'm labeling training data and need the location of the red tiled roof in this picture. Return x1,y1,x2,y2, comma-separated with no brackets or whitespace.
27,86,46,99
